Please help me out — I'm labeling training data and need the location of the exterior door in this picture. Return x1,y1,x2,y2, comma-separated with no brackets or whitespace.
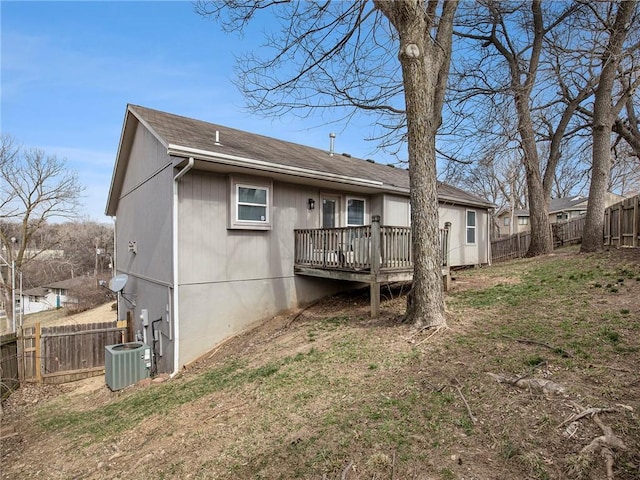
321,195,341,263
321,195,340,228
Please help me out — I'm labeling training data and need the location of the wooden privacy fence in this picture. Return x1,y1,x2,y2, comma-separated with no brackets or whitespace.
492,194,639,261
604,194,640,247
552,217,586,246
491,232,532,262
20,321,126,384
1,332,19,397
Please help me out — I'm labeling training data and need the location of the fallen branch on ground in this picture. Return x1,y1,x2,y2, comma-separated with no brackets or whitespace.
340,460,354,480
391,452,396,480
558,405,633,428
415,324,449,346
491,370,631,479
420,379,446,393
453,378,477,424
406,325,430,342
500,334,572,357
587,363,633,373
487,372,567,396
581,414,627,480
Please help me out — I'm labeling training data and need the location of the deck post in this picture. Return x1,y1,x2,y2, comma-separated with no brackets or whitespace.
442,222,451,291
370,215,381,317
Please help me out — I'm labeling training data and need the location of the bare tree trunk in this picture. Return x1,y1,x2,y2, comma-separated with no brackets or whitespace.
526,174,553,256
375,0,458,328
582,0,637,253
514,84,553,255
582,126,611,251
199,1,458,328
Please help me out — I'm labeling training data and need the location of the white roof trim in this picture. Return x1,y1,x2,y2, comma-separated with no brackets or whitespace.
129,106,169,149
167,144,385,189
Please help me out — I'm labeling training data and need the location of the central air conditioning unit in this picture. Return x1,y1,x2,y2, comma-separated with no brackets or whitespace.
105,342,151,391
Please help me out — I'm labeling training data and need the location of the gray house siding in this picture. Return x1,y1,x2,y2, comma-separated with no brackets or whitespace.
107,105,496,374
439,204,490,266
114,124,176,373
175,171,360,366
381,194,490,267
383,194,411,226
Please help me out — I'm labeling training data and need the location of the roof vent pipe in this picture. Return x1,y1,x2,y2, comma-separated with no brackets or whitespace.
329,132,336,156
214,130,222,146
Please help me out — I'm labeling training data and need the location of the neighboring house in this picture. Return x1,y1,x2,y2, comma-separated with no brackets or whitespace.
0,247,64,260
496,208,531,237
105,104,495,375
497,194,626,237
20,277,88,314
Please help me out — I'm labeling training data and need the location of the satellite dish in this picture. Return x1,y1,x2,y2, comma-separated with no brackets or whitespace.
108,274,129,293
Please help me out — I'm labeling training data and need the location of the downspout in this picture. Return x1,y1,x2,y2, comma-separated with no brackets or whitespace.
172,157,194,375
111,216,118,327
487,209,492,265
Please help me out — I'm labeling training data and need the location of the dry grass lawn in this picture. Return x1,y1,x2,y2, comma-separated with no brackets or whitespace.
1,246,639,480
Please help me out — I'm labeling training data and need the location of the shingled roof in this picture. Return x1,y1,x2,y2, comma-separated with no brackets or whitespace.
549,196,588,213
107,105,493,214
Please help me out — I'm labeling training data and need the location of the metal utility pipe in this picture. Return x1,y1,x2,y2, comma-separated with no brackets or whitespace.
11,261,15,332
172,157,194,375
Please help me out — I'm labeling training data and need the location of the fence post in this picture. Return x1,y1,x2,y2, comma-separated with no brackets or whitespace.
634,197,639,248
35,322,42,383
370,215,381,317
16,327,24,385
616,204,622,247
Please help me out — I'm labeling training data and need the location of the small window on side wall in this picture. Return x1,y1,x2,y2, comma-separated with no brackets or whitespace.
238,186,267,221
466,210,476,244
229,176,273,230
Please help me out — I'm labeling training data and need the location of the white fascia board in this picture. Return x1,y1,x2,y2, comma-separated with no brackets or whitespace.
438,194,494,209
167,144,384,189
129,106,169,149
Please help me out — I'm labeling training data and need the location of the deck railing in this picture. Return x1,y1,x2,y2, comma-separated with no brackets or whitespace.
294,218,450,273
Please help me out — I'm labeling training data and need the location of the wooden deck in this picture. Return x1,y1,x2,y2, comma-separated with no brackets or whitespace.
294,216,450,316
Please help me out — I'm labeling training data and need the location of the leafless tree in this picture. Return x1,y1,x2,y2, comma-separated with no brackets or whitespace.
581,0,639,252
452,1,589,257
196,0,458,327
0,135,83,324
442,142,528,238
56,220,114,278
613,59,640,158
610,142,640,195
539,0,639,251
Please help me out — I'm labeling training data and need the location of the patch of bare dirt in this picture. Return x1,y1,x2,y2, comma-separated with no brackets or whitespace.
448,271,522,292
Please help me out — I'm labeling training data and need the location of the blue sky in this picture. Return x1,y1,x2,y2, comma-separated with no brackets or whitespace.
1,0,392,222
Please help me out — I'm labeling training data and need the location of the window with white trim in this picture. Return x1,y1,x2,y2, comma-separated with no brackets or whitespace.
466,210,476,244
518,217,529,225
237,185,268,222
503,217,510,226
228,176,272,230
346,197,366,226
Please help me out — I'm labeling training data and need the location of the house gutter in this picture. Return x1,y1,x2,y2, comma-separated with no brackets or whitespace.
171,156,194,375
166,144,384,189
